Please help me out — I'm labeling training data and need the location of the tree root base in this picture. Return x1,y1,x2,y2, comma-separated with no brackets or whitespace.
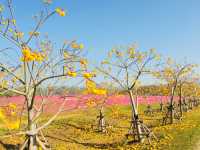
125,120,158,144
20,130,51,150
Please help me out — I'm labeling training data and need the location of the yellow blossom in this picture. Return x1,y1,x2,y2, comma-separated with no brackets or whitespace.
70,42,84,49
128,47,135,58
8,103,17,109
80,59,88,65
67,71,77,77
55,8,66,17
63,51,69,58
83,72,94,79
79,43,84,49
35,53,45,62
0,107,19,130
11,19,16,25
15,31,24,38
6,120,20,129
29,31,40,37
0,109,5,120
85,79,107,95
71,42,80,49
10,111,16,116
86,99,96,107
92,89,107,95
21,46,45,62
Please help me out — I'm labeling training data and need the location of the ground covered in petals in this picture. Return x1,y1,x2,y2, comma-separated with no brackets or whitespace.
1,104,200,150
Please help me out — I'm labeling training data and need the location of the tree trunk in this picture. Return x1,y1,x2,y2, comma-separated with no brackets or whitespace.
26,94,38,150
169,84,177,124
169,104,173,124
98,107,106,133
183,98,188,112
169,95,174,124
160,101,163,112
28,107,37,150
128,90,144,142
179,85,182,117
23,62,38,150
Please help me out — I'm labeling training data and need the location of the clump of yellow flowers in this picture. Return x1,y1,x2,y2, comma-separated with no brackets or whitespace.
20,46,46,62
71,42,84,49
14,31,24,39
55,8,66,17
85,79,106,95
80,59,88,66
83,72,95,78
0,103,20,130
86,99,96,107
67,70,77,77
29,31,40,37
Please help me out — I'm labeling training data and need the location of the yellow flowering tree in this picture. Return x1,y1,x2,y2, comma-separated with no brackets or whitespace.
84,78,108,133
97,45,159,143
0,1,86,149
80,60,108,132
180,76,200,112
153,58,197,124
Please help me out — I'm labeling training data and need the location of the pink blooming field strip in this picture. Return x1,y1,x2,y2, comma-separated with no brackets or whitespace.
106,95,177,105
0,95,178,113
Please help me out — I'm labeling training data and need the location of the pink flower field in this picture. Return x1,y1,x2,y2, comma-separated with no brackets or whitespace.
0,95,177,113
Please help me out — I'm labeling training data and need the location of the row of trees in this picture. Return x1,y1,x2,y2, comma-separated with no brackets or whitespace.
0,1,199,149
96,46,199,142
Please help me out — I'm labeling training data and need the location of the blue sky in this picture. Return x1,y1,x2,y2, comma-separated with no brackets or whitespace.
1,0,200,68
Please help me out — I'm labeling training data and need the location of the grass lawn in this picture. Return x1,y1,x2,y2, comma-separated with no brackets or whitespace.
1,104,200,150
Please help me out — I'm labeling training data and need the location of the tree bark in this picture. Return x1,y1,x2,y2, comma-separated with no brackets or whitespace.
179,85,182,117
98,107,106,133
169,82,177,124
128,90,144,142
27,95,38,150
28,109,37,150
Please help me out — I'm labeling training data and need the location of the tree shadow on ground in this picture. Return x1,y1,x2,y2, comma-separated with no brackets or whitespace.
46,134,138,149
0,140,20,150
64,122,91,131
